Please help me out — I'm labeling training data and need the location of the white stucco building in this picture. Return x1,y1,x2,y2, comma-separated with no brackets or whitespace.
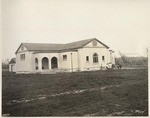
13,38,115,73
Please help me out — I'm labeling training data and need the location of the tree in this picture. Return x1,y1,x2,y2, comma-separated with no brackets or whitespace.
2,59,10,69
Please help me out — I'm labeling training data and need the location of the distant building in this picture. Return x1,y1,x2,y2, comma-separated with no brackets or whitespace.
13,38,115,73
9,58,16,72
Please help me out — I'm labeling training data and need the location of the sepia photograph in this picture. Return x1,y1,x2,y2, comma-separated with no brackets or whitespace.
2,0,150,116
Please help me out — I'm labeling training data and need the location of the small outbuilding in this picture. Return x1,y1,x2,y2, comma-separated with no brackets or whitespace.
9,58,16,72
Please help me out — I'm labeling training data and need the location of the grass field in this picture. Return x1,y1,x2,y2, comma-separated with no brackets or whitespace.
2,69,148,116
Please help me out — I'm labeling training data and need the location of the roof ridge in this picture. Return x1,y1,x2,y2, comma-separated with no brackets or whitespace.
22,42,64,45
65,38,96,44
22,38,96,45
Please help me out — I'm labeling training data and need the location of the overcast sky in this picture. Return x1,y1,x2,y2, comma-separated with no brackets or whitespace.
2,0,150,61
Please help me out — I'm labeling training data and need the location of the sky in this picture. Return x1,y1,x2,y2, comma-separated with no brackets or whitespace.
2,0,150,61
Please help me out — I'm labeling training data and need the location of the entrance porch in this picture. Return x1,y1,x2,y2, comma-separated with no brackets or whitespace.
34,56,59,73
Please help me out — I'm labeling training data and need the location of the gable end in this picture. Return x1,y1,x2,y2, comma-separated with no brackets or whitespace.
15,43,28,54
82,38,109,49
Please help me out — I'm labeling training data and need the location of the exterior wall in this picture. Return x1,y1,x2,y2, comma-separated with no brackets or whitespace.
9,63,16,72
78,47,111,71
85,41,106,47
16,51,34,73
15,40,115,73
33,51,79,72
109,51,115,64
17,45,28,53
33,53,60,72
59,51,79,72
77,40,113,71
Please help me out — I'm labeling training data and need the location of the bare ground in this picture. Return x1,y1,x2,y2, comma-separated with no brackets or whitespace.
2,69,148,116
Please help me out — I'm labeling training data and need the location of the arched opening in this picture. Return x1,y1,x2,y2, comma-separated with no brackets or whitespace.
42,57,49,69
51,57,58,69
35,58,38,70
93,53,98,63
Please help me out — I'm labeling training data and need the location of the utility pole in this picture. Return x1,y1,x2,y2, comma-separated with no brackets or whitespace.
147,48,149,69
147,48,150,100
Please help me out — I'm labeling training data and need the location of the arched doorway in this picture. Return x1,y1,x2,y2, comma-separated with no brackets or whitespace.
51,57,58,69
35,58,38,70
42,57,49,69
93,53,98,63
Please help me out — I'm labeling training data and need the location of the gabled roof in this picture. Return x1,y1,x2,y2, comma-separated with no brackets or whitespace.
15,38,109,54
15,43,64,54
9,58,16,64
23,43,64,51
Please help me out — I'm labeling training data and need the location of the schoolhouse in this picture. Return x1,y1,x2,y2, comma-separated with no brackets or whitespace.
11,38,115,73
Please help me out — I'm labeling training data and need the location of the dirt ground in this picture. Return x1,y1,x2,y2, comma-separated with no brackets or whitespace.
2,69,148,116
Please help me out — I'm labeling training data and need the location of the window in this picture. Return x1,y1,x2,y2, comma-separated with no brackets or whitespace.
63,55,67,61
20,54,25,60
102,56,105,61
86,56,89,62
93,53,98,63
35,58,38,70
92,40,97,46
